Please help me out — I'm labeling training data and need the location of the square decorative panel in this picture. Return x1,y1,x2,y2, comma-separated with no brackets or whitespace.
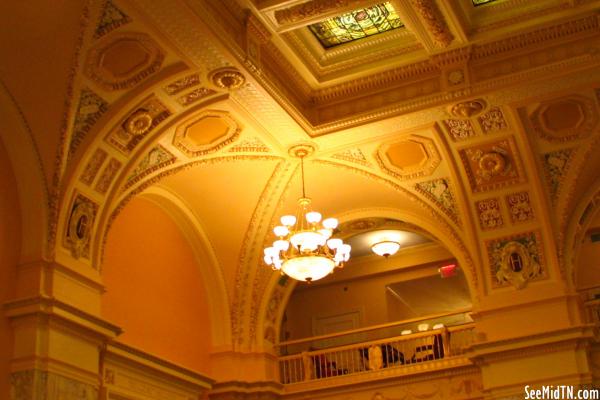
475,198,503,230
506,191,535,223
459,137,525,193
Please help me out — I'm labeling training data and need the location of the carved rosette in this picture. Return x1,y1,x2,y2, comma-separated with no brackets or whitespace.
209,67,246,90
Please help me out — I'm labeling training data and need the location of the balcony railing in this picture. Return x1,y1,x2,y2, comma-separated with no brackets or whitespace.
278,322,475,384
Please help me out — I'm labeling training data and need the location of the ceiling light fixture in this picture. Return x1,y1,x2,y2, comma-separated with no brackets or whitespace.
263,145,351,283
371,240,400,258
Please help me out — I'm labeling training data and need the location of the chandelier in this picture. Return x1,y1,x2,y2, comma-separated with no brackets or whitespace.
263,147,351,282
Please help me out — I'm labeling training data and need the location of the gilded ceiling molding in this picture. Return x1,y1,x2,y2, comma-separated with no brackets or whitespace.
231,160,296,347
97,154,282,270
163,73,201,95
274,0,365,26
330,148,372,167
52,1,93,260
410,0,454,48
83,32,165,91
564,180,600,286
556,133,600,280
472,15,599,60
125,145,177,189
94,0,132,39
69,88,109,160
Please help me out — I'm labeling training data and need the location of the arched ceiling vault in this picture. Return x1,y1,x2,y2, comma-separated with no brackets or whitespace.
1,0,600,351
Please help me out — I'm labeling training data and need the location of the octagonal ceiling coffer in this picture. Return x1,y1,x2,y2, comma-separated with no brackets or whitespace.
529,95,599,142
376,135,441,181
173,110,241,157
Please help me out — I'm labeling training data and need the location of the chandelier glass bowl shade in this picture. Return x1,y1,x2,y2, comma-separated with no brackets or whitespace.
371,240,401,257
263,152,351,282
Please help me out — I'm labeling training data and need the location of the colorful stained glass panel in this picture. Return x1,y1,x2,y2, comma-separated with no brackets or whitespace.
308,2,404,48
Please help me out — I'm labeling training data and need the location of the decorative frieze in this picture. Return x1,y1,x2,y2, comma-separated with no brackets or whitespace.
475,198,504,230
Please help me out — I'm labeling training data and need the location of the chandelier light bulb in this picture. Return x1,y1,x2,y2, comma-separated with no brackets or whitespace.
281,215,296,226
326,238,342,250
305,211,322,224
273,225,289,237
322,218,338,230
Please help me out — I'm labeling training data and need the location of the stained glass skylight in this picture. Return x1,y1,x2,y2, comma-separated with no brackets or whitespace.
472,0,498,6
308,2,404,49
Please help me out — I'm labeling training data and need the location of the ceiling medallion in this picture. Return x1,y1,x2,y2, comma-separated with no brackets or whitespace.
209,67,246,90
123,110,153,136
263,145,351,282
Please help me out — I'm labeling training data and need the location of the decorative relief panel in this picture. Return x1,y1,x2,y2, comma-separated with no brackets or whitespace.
477,107,509,134
376,135,440,180
543,148,575,201
459,138,524,192
105,96,171,155
530,95,599,142
443,119,476,141
64,193,99,259
475,198,503,230
209,67,246,90
173,110,240,157
506,191,534,223
11,370,97,400
415,178,460,224
84,32,164,91
95,158,122,194
177,87,217,106
263,276,290,343
80,148,108,186
126,145,176,188
163,73,200,95
228,137,270,153
69,88,109,159
487,231,545,289
331,148,371,166
94,1,132,39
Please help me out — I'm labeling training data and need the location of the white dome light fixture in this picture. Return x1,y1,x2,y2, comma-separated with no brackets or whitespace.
263,146,351,283
371,240,401,258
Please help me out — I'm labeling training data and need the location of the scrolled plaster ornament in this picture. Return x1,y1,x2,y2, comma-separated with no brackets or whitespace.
450,99,487,118
65,195,98,259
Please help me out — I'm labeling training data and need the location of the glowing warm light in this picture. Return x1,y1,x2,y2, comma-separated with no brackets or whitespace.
263,152,351,282
418,323,430,332
371,241,401,257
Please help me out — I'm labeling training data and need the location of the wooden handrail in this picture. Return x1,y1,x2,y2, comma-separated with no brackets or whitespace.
275,308,472,348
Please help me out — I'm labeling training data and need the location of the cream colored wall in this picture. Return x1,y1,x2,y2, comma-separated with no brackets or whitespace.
576,211,600,290
101,197,212,374
284,262,457,340
0,138,20,399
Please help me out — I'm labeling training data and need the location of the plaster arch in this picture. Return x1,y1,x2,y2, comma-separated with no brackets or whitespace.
257,205,480,352
565,176,600,290
0,80,49,263
139,185,232,348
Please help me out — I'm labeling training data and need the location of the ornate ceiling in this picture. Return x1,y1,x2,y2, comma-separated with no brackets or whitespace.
1,0,600,351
